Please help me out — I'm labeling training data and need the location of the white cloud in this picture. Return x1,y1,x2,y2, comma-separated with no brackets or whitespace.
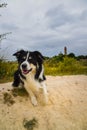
0,0,87,60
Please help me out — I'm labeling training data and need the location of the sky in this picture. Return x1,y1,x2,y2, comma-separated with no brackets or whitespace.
0,0,87,60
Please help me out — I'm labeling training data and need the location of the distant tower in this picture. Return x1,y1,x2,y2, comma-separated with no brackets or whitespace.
64,46,67,55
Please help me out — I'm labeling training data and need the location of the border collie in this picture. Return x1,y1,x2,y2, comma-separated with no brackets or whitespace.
12,50,48,106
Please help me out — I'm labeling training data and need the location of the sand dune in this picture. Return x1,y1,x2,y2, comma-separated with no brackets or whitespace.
0,75,87,130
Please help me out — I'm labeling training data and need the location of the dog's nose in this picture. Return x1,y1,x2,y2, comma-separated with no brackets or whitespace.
22,64,27,69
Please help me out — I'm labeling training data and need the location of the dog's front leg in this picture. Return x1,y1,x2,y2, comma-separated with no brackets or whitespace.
41,82,48,104
24,83,38,106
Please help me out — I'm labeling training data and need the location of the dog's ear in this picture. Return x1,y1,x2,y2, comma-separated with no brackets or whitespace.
34,51,44,63
13,50,24,58
13,51,20,58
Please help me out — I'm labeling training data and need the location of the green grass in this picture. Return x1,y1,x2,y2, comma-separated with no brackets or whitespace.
44,57,87,75
0,57,87,83
0,61,18,83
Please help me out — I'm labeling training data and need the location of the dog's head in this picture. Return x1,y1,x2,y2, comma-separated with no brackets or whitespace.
13,50,44,76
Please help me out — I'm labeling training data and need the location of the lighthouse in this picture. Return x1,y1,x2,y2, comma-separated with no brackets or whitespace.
64,46,67,55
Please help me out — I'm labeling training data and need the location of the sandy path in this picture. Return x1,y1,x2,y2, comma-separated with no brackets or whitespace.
0,75,87,130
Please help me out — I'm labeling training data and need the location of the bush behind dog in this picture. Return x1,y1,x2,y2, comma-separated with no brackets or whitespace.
0,57,87,83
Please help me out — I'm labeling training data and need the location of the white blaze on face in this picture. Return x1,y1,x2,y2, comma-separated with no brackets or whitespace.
20,52,36,74
20,52,31,71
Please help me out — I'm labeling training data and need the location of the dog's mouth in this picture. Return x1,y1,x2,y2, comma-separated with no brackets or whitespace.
22,68,32,74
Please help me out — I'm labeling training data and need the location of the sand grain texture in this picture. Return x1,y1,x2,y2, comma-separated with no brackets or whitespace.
0,75,87,130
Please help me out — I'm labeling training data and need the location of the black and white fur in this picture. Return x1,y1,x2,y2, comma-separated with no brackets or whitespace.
12,50,48,106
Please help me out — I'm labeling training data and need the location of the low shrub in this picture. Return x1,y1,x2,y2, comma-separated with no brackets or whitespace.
44,57,87,75
0,61,17,83
0,56,87,83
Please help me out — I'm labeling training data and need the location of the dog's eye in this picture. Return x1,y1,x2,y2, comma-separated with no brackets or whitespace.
29,57,32,60
22,56,26,60
28,57,33,63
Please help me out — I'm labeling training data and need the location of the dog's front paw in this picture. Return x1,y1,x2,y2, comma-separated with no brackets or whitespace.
31,96,38,106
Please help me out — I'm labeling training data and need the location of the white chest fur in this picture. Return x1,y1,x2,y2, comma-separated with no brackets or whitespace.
21,73,48,106
25,73,41,92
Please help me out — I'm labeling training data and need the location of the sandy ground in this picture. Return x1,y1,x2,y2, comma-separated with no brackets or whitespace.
0,75,87,130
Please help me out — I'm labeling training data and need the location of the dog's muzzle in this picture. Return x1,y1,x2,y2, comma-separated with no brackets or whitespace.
21,63,32,74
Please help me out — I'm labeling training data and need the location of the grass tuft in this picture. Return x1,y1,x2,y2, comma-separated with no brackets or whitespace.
23,118,38,130
3,92,15,106
12,88,28,97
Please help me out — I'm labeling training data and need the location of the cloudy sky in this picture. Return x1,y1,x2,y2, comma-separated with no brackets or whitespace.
0,0,87,60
